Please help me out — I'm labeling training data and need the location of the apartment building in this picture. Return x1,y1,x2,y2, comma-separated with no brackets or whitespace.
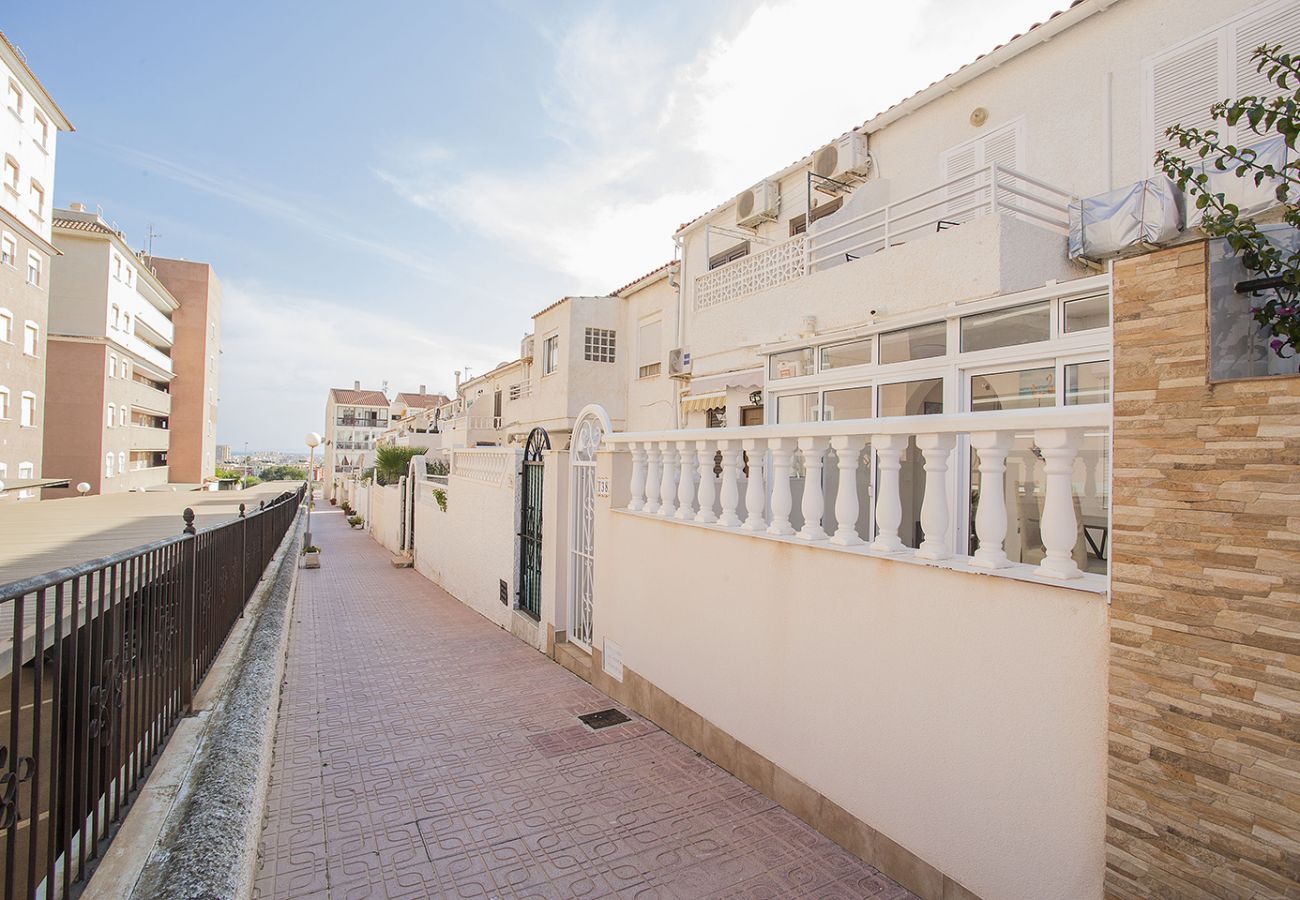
149,256,221,484
323,382,388,498
389,385,448,425
43,206,183,495
0,32,73,499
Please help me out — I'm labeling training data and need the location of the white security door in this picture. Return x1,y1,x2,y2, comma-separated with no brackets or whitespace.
568,406,609,651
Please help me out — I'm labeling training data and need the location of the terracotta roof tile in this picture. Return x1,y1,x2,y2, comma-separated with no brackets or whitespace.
52,216,119,236
610,261,674,297
330,388,389,406
396,392,450,409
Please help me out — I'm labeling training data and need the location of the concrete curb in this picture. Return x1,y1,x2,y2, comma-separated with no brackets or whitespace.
84,503,307,900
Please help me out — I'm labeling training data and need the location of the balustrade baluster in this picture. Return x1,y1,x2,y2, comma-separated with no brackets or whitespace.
658,442,678,518
766,438,796,536
915,433,955,560
1034,428,1084,579
741,439,767,532
675,440,696,520
870,434,908,553
694,441,718,524
717,441,742,527
643,444,662,515
970,431,1013,569
797,437,829,541
829,435,867,546
628,444,648,511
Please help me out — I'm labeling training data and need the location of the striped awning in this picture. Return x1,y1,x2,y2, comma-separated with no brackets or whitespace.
680,392,727,413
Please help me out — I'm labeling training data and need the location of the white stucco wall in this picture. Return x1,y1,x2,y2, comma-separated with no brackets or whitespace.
411,450,545,651
591,452,1109,900
367,483,403,553
622,276,679,432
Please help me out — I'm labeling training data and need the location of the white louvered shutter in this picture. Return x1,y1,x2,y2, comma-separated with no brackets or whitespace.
1150,35,1225,159
942,144,982,221
1233,4,1300,105
983,124,1023,211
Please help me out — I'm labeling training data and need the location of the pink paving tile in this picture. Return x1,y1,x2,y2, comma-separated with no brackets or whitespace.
255,503,915,899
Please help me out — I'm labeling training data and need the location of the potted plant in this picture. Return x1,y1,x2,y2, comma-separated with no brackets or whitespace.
302,545,321,569
330,497,337,506
348,515,364,529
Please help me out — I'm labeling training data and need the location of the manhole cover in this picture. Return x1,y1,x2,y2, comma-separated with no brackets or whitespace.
578,708,631,730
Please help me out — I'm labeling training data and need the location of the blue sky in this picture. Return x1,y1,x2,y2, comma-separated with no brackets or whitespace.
10,0,1063,450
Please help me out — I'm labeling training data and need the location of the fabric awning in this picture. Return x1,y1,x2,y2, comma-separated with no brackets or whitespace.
687,368,763,395
680,392,727,413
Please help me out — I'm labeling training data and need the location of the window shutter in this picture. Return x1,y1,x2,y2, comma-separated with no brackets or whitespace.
638,319,662,367
1233,4,1300,103
1150,36,1225,158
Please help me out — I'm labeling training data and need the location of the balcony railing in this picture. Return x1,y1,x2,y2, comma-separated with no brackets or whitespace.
605,404,1109,589
335,417,387,428
808,163,1071,270
694,164,1073,309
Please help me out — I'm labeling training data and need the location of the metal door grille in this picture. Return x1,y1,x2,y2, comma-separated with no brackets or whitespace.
518,428,548,621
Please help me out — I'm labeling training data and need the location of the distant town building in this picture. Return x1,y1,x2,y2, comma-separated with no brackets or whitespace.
216,443,231,463
323,381,388,499
0,31,73,499
149,257,221,484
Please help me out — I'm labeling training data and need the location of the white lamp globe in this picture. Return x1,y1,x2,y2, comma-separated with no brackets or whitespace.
77,482,91,495
305,432,321,449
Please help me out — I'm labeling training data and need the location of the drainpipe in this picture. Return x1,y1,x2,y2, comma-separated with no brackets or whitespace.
672,234,685,430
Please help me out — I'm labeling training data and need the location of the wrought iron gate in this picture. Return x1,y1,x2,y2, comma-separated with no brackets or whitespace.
517,428,549,619
568,406,609,650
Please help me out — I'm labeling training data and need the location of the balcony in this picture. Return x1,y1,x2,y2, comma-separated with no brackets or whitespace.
126,379,171,415
128,426,171,452
604,403,1109,591
693,164,1073,312
336,417,388,428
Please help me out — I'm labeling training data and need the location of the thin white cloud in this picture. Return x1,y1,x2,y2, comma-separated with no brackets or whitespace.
376,0,1065,291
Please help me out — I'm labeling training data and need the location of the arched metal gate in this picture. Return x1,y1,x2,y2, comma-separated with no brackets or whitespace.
568,406,610,650
517,428,549,619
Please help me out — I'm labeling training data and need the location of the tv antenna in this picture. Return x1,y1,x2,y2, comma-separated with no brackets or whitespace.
145,224,161,256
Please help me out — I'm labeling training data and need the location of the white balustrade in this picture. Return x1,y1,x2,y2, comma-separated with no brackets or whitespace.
766,438,796,536
675,441,696,520
797,437,829,541
605,406,1109,590
914,433,955,560
694,443,718,524
741,439,767,532
628,444,648,511
643,443,662,515
970,432,1013,569
717,441,743,527
658,442,678,518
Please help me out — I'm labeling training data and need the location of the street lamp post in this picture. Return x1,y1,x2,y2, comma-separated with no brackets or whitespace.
305,432,321,547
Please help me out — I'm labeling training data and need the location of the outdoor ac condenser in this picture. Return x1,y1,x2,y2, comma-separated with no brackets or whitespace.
812,132,872,192
736,181,780,228
668,348,692,378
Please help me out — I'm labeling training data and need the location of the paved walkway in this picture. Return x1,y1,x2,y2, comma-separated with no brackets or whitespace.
256,505,911,900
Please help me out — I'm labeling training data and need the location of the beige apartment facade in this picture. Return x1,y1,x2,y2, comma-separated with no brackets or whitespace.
150,256,221,484
0,31,73,499
323,383,389,499
44,207,183,496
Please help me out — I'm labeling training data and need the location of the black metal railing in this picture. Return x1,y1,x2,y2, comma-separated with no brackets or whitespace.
0,484,304,900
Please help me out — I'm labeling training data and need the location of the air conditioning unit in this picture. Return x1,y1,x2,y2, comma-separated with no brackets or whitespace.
813,133,872,193
668,348,692,378
736,181,780,228
520,334,534,361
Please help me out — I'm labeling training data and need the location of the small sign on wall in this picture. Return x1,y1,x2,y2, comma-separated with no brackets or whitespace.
602,638,624,682
595,476,610,498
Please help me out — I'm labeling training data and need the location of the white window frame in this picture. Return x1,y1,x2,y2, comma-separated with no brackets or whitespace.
0,308,11,344
105,453,114,479
16,462,33,499
22,321,38,356
26,251,41,287
5,79,21,116
2,157,17,195
33,111,49,150
28,180,44,221
0,232,15,268
541,334,559,376
19,391,36,428
109,354,117,378
637,315,663,379
107,403,116,428
0,387,9,419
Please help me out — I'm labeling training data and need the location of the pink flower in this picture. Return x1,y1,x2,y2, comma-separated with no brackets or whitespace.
1270,337,1285,351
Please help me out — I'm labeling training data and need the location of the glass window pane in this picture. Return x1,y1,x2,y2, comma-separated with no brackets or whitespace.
960,302,1049,353
769,348,815,380
1065,361,1110,405
775,392,818,423
820,338,873,370
1062,294,1109,333
970,367,1055,412
878,378,944,417
879,322,946,364
822,386,873,421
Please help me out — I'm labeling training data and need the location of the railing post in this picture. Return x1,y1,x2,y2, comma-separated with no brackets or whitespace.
238,503,247,614
675,440,695,521
642,443,662,514
797,437,829,541
914,433,955,560
694,441,718,524
766,438,796,536
741,439,767,532
657,441,678,518
990,162,999,217
829,435,866,546
180,508,196,714
870,434,908,553
1034,428,1084,580
970,432,1013,569
628,444,648,511
716,441,742,528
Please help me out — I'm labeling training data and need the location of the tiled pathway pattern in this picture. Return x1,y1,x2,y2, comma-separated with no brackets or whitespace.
255,506,913,899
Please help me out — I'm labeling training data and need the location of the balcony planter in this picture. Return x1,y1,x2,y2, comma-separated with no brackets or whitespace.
348,516,364,529
302,546,321,569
